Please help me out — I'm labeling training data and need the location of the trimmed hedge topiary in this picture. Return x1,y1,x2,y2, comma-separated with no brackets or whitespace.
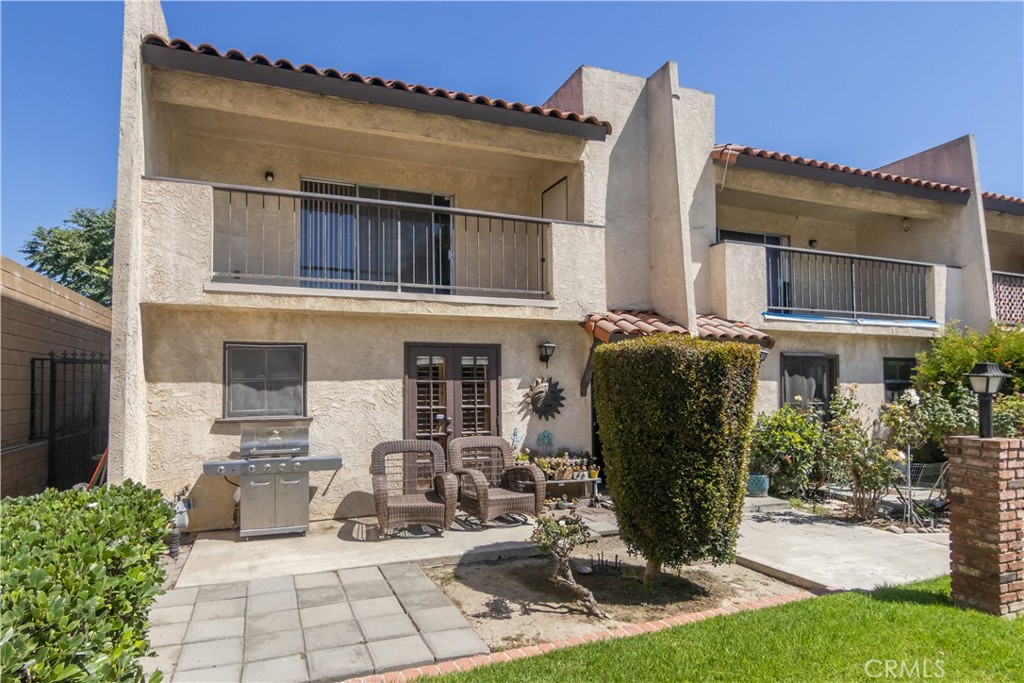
1,482,171,682
593,334,760,581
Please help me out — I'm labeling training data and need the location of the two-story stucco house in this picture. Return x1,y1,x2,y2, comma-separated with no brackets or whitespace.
110,1,1023,531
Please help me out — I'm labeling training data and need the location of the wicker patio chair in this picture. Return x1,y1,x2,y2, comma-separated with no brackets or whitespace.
447,436,546,524
371,440,458,536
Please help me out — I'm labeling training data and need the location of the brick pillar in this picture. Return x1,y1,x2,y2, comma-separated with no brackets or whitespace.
946,437,1024,617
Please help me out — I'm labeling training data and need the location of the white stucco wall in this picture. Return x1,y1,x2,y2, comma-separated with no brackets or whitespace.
142,308,594,531
109,0,167,485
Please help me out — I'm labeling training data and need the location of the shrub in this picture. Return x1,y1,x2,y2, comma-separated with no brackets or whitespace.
1,482,171,683
593,335,759,583
530,513,605,617
913,322,1024,397
994,393,1024,438
826,387,899,519
750,405,826,496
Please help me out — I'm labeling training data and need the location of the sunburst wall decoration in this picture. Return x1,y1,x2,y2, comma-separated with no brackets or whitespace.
522,377,566,420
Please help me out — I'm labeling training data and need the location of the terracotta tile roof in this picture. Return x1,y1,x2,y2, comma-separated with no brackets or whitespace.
711,144,971,196
982,191,1024,205
142,35,612,136
583,310,775,349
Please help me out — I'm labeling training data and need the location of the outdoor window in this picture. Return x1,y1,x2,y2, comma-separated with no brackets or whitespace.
717,228,789,246
224,343,306,418
883,358,916,402
781,353,838,413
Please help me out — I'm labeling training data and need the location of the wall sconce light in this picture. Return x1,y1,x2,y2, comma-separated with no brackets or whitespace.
539,342,557,367
265,171,275,183
900,217,911,232
759,348,770,364
964,362,1008,438
808,239,818,248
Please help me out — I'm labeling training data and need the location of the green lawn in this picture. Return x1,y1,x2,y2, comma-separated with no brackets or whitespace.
436,577,1023,683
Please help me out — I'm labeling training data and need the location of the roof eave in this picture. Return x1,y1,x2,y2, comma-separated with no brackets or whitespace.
982,195,1024,216
716,152,971,205
141,43,608,141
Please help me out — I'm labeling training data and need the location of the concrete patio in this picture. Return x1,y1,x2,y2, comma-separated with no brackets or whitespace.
143,562,488,682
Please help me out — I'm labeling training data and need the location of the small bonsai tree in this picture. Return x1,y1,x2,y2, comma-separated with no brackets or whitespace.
593,335,760,584
530,512,606,618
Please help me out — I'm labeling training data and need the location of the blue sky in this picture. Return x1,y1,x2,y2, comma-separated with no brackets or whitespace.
2,1,1022,263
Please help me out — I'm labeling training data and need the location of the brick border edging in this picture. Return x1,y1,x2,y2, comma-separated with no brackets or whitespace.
343,589,820,682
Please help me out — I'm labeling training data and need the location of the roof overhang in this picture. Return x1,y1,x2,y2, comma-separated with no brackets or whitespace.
983,195,1024,216
715,150,971,205
141,42,609,141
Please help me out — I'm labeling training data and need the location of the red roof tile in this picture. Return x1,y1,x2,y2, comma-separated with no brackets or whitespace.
583,311,775,349
711,144,971,196
142,35,612,135
982,191,1024,205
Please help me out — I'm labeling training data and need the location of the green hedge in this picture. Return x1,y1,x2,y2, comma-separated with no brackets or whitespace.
593,334,760,578
1,482,171,682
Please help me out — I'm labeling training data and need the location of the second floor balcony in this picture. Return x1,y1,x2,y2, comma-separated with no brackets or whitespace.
711,241,947,334
137,177,606,321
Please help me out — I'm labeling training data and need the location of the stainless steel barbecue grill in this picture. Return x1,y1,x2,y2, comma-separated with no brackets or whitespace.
202,426,342,539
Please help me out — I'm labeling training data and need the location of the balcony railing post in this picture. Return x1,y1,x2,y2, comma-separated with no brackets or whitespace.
850,259,857,317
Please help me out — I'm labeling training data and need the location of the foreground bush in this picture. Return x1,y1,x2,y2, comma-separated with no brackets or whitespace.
594,335,760,582
913,322,1024,397
1,482,171,682
750,404,826,496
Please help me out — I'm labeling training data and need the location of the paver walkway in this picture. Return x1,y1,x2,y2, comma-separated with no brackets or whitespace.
735,509,950,591
143,563,488,682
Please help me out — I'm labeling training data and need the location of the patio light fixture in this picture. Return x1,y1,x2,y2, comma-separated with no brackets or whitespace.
539,342,557,368
265,171,275,182
964,361,1008,438
759,348,770,364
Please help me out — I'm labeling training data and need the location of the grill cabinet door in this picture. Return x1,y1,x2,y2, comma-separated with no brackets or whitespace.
241,475,276,532
275,472,310,530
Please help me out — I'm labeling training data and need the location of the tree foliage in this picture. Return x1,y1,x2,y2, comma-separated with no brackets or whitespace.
912,322,1024,397
21,204,115,306
593,335,760,583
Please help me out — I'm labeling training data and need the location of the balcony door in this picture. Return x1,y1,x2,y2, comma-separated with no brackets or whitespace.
404,345,500,452
299,179,452,292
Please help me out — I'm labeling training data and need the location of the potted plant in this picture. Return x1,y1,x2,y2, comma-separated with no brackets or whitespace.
746,453,779,497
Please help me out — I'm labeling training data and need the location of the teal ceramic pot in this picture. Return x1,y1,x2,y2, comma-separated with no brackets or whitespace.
746,474,770,497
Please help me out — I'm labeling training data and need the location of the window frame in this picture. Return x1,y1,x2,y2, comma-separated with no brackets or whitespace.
883,357,917,403
779,352,839,412
223,342,308,419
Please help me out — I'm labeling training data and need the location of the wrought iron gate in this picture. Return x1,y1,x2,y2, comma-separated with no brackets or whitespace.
30,352,110,489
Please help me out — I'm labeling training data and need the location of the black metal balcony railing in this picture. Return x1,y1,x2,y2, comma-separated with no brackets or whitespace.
764,245,932,320
207,184,550,299
993,271,1024,323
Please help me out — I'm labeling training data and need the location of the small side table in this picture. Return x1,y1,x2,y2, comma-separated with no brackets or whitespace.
524,477,601,500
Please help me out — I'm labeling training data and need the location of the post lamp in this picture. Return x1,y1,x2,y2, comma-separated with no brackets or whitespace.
538,342,557,368
964,362,1009,438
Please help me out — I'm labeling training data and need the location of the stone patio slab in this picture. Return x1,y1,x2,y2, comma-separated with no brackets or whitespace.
736,509,949,591
154,587,198,608
192,597,245,621
294,571,342,589
248,575,295,596
141,644,180,678
387,574,439,595
247,590,298,615
422,628,489,660
172,664,242,683
149,622,188,648
379,562,423,580
184,617,245,643
176,638,243,671
300,602,355,628
358,613,417,641
367,635,434,672
395,589,455,611
150,604,194,625
338,566,384,585
409,605,470,633
241,654,308,683
297,584,347,608
350,595,404,619
197,581,247,601
343,580,393,601
307,644,373,683
245,609,300,635
243,629,305,663
304,621,364,651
